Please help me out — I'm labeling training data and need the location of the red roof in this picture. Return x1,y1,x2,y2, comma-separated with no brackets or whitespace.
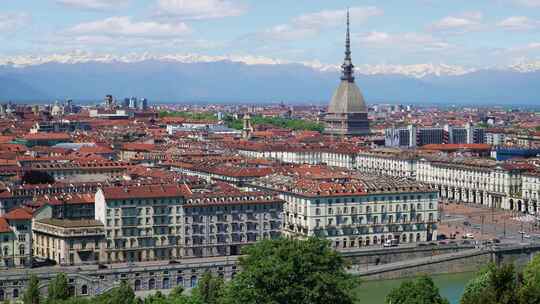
23,132,71,141
4,207,33,221
122,143,155,152
79,146,114,154
0,218,11,233
102,184,191,200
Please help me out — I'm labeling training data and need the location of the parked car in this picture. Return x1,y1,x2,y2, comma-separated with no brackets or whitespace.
383,239,399,247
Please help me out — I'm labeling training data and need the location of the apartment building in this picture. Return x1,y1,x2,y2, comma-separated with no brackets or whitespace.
0,207,33,269
95,183,285,263
249,168,438,250
416,158,532,212
32,218,106,266
522,171,540,213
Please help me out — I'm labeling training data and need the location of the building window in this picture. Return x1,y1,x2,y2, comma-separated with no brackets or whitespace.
18,245,25,256
81,285,88,295
13,289,18,298
148,278,156,290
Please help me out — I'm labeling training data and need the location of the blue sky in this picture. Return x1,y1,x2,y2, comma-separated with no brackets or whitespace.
2,0,540,68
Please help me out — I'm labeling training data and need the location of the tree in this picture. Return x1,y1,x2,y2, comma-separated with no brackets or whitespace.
143,291,167,304
169,286,185,299
460,263,518,304
191,272,224,304
22,171,55,185
222,238,358,304
23,275,41,304
47,273,70,303
460,270,492,304
386,275,449,304
97,280,138,304
518,254,540,304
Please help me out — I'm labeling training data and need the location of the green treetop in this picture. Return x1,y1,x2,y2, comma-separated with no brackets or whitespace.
222,237,358,304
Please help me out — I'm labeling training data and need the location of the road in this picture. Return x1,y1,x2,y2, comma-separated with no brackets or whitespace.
439,202,540,244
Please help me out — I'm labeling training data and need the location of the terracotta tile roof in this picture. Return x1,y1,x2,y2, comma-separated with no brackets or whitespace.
101,184,191,200
78,146,114,154
0,217,12,233
36,218,104,228
122,143,156,152
4,207,33,220
0,136,15,143
23,132,71,141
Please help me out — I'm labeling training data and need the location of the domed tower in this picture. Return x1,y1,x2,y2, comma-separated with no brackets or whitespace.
324,9,370,137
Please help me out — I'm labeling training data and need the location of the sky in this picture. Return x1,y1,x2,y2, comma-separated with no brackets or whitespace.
2,0,540,68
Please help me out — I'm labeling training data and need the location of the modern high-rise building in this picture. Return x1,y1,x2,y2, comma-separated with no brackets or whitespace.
385,124,487,148
324,10,370,137
139,98,148,111
129,97,138,109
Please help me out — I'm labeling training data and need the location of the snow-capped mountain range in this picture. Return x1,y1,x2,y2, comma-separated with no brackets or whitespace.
1,52,539,105
1,51,539,79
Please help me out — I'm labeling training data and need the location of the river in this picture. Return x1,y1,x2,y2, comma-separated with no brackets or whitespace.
354,272,476,304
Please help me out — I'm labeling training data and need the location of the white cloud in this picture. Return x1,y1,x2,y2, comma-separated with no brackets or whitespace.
293,6,383,29
56,0,129,10
429,12,483,33
512,0,540,7
0,12,31,33
156,0,246,20
256,6,383,42
66,16,191,38
497,16,538,31
358,31,452,51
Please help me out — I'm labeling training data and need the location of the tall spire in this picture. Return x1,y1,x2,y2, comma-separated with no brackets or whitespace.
341,8,355,82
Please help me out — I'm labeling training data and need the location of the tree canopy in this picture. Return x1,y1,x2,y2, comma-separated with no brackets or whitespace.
386,275,449,304
23,274,40,304
222,237,358,304
460,263,521,304
224,115,324,132
46,273,70,304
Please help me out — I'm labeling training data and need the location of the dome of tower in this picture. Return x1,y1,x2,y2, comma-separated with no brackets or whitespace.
328,81,367,113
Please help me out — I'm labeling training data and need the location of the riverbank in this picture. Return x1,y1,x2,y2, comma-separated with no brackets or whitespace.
353,272,476,304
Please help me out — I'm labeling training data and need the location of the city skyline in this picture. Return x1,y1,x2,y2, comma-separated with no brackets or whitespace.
2,0,540,69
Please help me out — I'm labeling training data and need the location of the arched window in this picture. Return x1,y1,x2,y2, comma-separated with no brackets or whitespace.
148,278,155,290
134,280,141,291
190,276,198,288
13,289,19,298
81,285,88,295
0,289,4,301
19,245,25,256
